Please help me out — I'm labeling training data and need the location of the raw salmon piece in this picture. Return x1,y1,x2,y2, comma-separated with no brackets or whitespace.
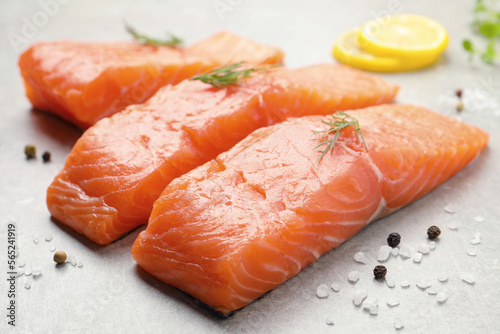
131,104,488,315
46,64,399,245
18,31,284,128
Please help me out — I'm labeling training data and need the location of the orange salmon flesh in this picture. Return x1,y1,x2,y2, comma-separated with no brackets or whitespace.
132,104,489,314
18,31,284,128
46,64,399,244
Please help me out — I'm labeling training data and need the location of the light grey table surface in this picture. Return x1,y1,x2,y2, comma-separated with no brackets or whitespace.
1,0,499,333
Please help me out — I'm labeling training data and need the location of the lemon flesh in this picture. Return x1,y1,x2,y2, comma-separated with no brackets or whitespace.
357,14,449,59
333,29,439,73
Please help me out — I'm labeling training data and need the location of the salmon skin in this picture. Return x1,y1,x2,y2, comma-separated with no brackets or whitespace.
46,64,399,245
18,31,284,128
131,104,489,315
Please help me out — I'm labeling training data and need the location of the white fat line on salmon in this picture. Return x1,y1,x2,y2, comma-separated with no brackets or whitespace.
258,94,264,107
362,153,384,182
227,265,267,293
312,220,366,227
367,196,389,224
290,230,345,246
239,261,283,285
392,169,428,203
424,148,457,189
279,237,322,261
387,162,429,203
261,263,293,277
322,235,346,245
397,147,456,204
258,242,303,273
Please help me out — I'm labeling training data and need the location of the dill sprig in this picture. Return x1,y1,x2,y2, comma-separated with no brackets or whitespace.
313,111,368,162
189,62,276,88
125,22,183,47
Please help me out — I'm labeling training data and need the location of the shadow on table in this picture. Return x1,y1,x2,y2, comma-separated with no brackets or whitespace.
134,264,231,322
29,107,82,144
50,216,147,254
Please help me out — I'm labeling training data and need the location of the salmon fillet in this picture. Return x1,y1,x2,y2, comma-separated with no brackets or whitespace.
46,64,399,244
131,104,489,315
18,31,284,128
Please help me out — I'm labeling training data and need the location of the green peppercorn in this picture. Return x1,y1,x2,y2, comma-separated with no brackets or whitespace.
24,145,36,159
387,232,401,247
427,226,441,239
373,265,387,279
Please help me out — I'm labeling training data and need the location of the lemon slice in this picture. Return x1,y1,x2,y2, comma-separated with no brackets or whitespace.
333,29,439,73
357,14,448,59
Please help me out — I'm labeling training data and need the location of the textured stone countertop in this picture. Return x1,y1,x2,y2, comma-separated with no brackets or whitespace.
1,0,499,333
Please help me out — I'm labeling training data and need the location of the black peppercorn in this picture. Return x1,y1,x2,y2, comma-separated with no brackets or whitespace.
42,151,51,163
427,226,441,239
387,232,401,247
373,265,387,279
455,89,463,99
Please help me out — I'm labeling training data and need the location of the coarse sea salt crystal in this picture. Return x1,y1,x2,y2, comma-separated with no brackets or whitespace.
325,316,335,326
390,247,399,257
473,216,484,223
418,243,430,254
32,266,42,277
18,260,25,268
363,297,378,315
438,274,449,282
428,289,438,295
467,249,477,256
437,292,449,303
77,261,83,268
67,255,77,266
50,245,56,252
377,245,392,262
353,289,367,306
348,271,360,283
417,280,431,290
387,298,399,307
429,241,436,251
470,232,481,245
354,252,367,264
413,252,423,263
448,222,458,230
45,234,53,242
331,283,340,292
401,280,411,288
24,282,31,289
385,276,395,288
462,273,475,285
316,284,329,298
399,245,411,259
33,237,39,244
363,296,378,310
444,204,456,214
24,266,32,276
394,318,404,330
15,268,24,277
